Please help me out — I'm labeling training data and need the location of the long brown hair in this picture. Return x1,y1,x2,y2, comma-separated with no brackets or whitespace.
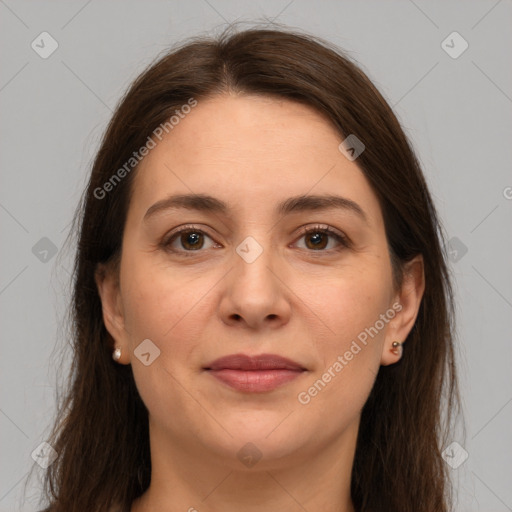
39,25,461,512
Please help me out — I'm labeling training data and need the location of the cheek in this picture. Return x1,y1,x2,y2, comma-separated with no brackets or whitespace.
119,259,215,425
120,254,216,342
296,300,386,429
119,253,227,379
293,263,392,414
297,259,393,351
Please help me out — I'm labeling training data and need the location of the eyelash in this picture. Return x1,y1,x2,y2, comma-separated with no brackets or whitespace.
161,224,350,257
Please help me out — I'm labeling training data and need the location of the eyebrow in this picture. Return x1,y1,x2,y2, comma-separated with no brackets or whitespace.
143,193,368,223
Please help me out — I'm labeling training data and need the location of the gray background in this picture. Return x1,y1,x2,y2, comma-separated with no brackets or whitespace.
1,0,511,510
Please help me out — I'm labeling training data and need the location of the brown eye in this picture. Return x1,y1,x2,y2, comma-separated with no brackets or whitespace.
294,226,349,252
179,231,204,250
164,227,218,254
304,231,329,250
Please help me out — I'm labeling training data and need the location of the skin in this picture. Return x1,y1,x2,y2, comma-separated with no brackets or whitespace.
96,94,424,512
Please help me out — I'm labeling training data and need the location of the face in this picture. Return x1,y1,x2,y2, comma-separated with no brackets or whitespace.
98,94,422,470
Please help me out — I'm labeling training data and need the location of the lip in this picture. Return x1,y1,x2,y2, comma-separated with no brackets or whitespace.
204,353,307,393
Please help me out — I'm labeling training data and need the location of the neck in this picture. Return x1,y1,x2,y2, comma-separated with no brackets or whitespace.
131,417,359,512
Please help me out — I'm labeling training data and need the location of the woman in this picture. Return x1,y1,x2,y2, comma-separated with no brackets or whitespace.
40,26,460,512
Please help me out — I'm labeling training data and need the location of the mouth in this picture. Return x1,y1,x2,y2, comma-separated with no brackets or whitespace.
203,353,307,393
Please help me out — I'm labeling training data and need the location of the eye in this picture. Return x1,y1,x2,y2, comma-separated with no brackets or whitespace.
161,224,350,256
162,225,219,254
293,225,349,252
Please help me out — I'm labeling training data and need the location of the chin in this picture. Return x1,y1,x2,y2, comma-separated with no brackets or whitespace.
216,415,310,458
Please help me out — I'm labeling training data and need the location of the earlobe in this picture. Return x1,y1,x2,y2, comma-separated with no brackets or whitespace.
95,263,130,364
381,255,425,366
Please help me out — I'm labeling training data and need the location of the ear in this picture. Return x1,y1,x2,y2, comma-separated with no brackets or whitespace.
381,254,425,366
95,262,131,364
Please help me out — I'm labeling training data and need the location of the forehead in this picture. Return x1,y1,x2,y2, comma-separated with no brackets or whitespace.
129,94,382,223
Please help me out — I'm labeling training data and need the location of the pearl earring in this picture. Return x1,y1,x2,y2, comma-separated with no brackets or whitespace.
112,347,121,361
391,341,403,357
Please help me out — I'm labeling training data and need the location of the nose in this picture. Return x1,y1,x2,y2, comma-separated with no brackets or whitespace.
218,237,292,330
